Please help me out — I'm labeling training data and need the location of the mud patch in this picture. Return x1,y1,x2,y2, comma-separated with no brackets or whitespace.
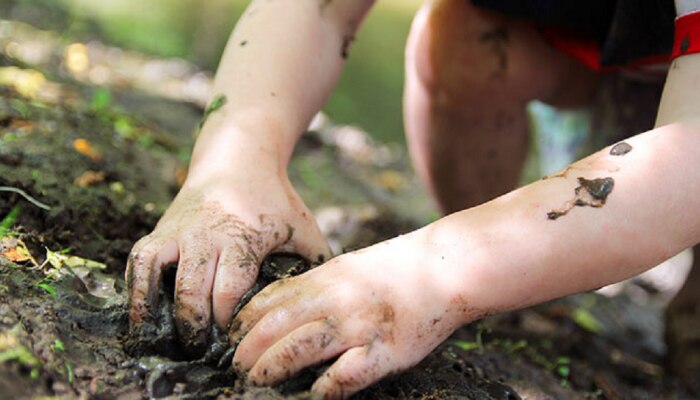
547,177,615,220
610,142,633,156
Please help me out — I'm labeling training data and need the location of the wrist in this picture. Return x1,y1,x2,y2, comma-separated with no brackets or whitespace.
186,118,291,185
415,214,497,326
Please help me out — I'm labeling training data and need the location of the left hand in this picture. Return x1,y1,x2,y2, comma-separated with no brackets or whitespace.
228,230,476,399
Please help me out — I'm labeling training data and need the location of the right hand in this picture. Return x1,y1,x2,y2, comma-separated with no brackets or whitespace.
126,168,331,354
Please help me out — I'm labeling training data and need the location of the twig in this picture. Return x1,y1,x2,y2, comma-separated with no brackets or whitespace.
0,186,51,210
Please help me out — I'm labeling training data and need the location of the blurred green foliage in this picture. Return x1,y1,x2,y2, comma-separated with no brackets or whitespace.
2,0,421,144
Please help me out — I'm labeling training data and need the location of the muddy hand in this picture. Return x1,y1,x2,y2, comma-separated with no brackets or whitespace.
228,230,475,399
126,174,331,356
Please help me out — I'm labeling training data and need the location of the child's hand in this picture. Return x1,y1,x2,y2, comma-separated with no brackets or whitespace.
126,170,330,355
229,231,474,399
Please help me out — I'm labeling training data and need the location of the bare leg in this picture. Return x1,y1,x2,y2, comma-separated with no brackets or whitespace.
404,0,599,214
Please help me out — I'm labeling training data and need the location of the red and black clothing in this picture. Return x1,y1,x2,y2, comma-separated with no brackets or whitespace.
471,0,676,72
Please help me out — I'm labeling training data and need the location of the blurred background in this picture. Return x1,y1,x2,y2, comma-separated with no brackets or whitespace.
0,0,591,174
0,0,422,144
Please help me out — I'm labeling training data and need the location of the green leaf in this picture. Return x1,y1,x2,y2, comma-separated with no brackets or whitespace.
205,94,227,115
44,248,64,271
91,88,112,111
114,116,134,139
65,361,74,383
52,339,65,352
44,247,107,274
199,94,227,128
36,283,56,296
572,308,603,333
557,365,570,378
0,204,22,237
452,340,480,352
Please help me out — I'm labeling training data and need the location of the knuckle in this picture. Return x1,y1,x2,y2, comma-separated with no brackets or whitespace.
333,283,359,309
132,234,156,250
213,286,244,305
176,284,203,299
128,244,159,268
276,341,301,365
179,228,203,242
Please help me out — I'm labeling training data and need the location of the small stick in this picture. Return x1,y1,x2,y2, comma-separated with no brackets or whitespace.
0,186,51,210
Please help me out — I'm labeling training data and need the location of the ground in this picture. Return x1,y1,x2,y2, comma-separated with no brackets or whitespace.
0,16,696,400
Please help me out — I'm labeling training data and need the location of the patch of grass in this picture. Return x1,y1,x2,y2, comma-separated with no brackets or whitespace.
0,204,22,237
0,328,42,379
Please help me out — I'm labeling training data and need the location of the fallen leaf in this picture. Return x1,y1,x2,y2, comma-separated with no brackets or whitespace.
73,170,105,187
378,170,406,192
73,138,102,161
175,166,187,187
2,247,31,262
9,119,34,131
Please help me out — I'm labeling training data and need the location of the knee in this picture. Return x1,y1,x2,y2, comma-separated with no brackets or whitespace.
406,0,511,104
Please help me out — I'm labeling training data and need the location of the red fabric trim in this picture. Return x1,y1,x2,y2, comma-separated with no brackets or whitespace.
672,11,700,59
539,27,604,72
539,27,671,73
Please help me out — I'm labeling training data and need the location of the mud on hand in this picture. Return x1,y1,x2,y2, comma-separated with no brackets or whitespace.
124,185,331,359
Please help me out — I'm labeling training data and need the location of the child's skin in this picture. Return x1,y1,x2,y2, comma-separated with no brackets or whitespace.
127,0,700,397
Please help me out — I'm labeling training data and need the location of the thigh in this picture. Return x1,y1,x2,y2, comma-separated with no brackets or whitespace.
419,0,600,108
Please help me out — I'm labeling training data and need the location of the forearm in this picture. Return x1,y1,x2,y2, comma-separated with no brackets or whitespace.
416,48,700,321
188,0,374,182
429,122,700,318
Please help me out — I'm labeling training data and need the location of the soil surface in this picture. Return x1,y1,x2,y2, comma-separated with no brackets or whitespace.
0,14,697,400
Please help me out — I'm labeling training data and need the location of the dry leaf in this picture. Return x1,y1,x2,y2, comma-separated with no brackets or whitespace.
73,138,102,161
2,247,31,262
74,171,105,187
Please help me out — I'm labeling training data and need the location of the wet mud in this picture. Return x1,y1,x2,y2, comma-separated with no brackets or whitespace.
0,58,694,399
609,142,633,156
547,177,615,220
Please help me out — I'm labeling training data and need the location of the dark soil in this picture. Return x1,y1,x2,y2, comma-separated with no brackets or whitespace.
0,18,696,400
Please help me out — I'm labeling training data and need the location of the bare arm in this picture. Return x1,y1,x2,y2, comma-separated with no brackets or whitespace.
127,0,377,351
228,30,700,400
188,0,375,182
435,40,700,319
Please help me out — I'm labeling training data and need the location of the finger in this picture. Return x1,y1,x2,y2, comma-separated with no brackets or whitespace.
227,274,306,341
249,318,362,386
126,237,179,324
212,245,259,330
233,298,329,370
277,217,333,265
311,343,391,400
174,236,218,355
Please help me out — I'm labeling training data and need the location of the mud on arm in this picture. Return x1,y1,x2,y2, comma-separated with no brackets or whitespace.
187,0,376,181
432,51,700,321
